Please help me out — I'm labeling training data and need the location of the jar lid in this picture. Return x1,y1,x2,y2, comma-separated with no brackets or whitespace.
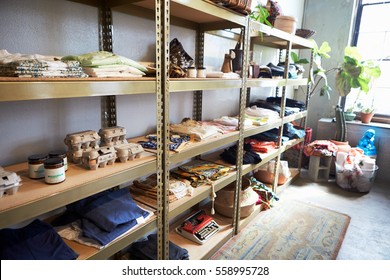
28,154,48,161
187,66,196,69
48,150,67,157
44,157,63,166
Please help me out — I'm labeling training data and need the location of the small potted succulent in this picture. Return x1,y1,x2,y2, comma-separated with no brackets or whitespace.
359,104,375,123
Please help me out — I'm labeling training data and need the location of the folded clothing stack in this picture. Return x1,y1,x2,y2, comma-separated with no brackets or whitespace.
245,105,281,125
130,174,193,203
0,49,86,78
170,160,232,188
245,139,277,154
138,134,190,151
128,234,189,260
61,51,147,78
266,97,306,111
250,99,299,116
220,143,262,165
52,188,152,248
0,219,78,260
170,118,224,141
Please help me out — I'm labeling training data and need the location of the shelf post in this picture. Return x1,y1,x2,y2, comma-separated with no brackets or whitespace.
193,29,205,121
155,0,170,260
99,1,117,128
272,40,292,193
232,17,250,235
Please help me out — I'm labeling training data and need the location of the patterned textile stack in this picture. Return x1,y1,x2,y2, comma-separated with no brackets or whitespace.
130,174,194,203
170,118,224,141
0,49,87,78
61,51,147,78
170,160,233,188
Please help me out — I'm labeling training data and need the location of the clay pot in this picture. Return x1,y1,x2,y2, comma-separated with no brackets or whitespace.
330,139,351,154
360,112,374,124
274,16,297,34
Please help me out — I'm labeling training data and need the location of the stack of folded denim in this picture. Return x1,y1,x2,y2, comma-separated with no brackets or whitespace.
266,97,306,111
52,188,151,248
0,219,78,260
220,143,262,165
128,234,189,260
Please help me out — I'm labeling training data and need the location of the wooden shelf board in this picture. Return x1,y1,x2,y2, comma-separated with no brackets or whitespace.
247,78,308,88
129,131,240,165
249,21,315,49
0,152,156,228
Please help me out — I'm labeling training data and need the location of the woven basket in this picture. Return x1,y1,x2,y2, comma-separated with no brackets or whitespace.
209,0,252,15
295,29,316,38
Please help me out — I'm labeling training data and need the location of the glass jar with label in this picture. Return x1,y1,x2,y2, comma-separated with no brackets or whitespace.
28,154,48,179
48,150,68,171
44,158,66,184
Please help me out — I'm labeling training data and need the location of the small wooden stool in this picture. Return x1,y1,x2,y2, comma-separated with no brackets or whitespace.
308,156,332,182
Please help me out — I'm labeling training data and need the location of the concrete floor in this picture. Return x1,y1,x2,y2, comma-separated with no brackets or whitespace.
282,172,390,260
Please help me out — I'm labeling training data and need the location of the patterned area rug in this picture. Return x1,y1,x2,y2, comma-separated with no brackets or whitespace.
211,200,351,260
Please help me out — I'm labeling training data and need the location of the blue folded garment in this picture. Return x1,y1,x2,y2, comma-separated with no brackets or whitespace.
80,188,148,232
129,234,189,260
0,219,78,260
81,217,139,246
51,188,151,246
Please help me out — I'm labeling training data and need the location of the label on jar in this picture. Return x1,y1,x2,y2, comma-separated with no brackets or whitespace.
28,163,45,179
63,157,68,171
45,167,65,184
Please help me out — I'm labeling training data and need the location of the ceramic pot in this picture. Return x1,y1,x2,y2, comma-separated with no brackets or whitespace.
274,16,297,34
360,112,374,124
330,139,351,154
344,112,356,121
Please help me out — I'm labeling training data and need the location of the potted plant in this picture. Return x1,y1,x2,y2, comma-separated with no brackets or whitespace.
301,45,381,141
249,2,273,27
360,104,375,123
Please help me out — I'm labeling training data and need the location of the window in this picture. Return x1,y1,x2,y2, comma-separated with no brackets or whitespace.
349,0,390,118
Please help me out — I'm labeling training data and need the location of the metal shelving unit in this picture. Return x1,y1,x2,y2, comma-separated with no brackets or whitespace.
248,22,314,193
0,0,314,260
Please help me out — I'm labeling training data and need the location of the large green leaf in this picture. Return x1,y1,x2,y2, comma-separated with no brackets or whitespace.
336,71,351,96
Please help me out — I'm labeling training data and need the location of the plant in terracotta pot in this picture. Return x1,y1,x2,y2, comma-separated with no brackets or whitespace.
360,105,375,124
307,46,381,141
334,47,381,131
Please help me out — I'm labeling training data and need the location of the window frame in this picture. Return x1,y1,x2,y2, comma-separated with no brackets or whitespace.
350,0,390,122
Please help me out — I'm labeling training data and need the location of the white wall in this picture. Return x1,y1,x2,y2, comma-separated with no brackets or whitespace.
298,0,356,138
0,0,305,167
